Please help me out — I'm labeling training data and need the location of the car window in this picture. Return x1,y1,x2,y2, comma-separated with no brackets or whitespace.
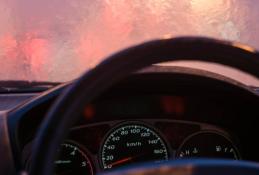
0,0,259,82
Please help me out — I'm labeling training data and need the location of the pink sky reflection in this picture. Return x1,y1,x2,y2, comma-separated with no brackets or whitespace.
0,0,259,85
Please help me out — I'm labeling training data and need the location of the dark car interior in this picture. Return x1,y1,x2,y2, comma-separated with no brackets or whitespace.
0,37,259,175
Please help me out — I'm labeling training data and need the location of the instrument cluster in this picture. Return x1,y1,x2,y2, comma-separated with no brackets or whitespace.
53,119,241,175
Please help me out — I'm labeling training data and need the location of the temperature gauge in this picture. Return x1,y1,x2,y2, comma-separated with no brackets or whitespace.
176,131,240,160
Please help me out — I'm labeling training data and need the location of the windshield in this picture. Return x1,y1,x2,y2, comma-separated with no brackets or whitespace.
1,0,259,83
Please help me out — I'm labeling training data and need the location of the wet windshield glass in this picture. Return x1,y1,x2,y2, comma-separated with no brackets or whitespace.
0,0,259,82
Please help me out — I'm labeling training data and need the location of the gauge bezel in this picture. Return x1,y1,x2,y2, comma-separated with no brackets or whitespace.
99,121,170,170
175,130,241,160
57,140,95,175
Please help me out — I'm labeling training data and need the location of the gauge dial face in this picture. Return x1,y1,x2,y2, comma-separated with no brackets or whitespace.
55,143,94,175
176,131,240,160
100,123,169,170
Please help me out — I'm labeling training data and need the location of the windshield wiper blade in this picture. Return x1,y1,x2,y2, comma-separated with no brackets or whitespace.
0,80,60,93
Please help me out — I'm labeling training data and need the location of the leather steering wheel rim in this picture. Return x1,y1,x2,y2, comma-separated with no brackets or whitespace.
101,159,259,175
29,37,259,175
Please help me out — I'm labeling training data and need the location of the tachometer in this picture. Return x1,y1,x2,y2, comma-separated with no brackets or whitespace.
100,122,169,170
176,131,240,160
55,142,94,175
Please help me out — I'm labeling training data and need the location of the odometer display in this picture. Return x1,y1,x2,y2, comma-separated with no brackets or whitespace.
100,123,169,170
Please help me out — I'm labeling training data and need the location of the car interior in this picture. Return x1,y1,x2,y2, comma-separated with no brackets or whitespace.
1,1,259,175
0,37,259,175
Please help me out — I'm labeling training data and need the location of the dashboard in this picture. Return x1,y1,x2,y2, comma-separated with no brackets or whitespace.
6,66,259,175
50,119,240,175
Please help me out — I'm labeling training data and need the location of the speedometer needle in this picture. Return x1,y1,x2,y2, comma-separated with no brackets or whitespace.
108,152,149,167
108,157,133,167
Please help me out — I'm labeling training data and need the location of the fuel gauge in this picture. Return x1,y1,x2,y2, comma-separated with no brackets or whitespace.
176,131,240,160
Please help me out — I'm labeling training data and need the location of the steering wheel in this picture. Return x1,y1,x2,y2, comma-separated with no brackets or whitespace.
29,37,259,175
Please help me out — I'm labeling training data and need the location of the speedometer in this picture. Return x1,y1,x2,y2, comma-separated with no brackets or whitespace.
100,122,169,170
